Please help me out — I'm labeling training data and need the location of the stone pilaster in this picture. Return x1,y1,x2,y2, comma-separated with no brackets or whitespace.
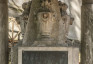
81,0,93,64
0,0,8,64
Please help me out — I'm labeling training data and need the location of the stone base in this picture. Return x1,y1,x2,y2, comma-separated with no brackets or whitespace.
17,47,79,64
11,40,80,64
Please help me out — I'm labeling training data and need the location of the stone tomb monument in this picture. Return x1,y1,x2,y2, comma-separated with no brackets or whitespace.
12,0,79,64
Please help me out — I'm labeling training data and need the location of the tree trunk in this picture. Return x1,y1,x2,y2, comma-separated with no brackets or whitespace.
0,0,8,64
81,0,93,64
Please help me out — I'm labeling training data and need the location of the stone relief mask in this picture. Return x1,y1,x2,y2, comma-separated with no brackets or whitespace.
37,12,54,38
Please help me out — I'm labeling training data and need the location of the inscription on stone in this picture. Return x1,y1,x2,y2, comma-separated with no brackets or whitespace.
22,51,68,64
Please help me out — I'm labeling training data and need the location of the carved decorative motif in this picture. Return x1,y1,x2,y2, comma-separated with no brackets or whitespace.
37,12,54,39
16,1,74,42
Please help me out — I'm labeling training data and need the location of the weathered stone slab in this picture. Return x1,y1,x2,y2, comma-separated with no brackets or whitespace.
22,51,68,64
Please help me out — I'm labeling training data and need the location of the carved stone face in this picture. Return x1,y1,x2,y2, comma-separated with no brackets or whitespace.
37,12,54,38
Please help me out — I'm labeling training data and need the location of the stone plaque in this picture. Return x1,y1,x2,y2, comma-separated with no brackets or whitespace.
22,51,68,64
18,47,79,64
